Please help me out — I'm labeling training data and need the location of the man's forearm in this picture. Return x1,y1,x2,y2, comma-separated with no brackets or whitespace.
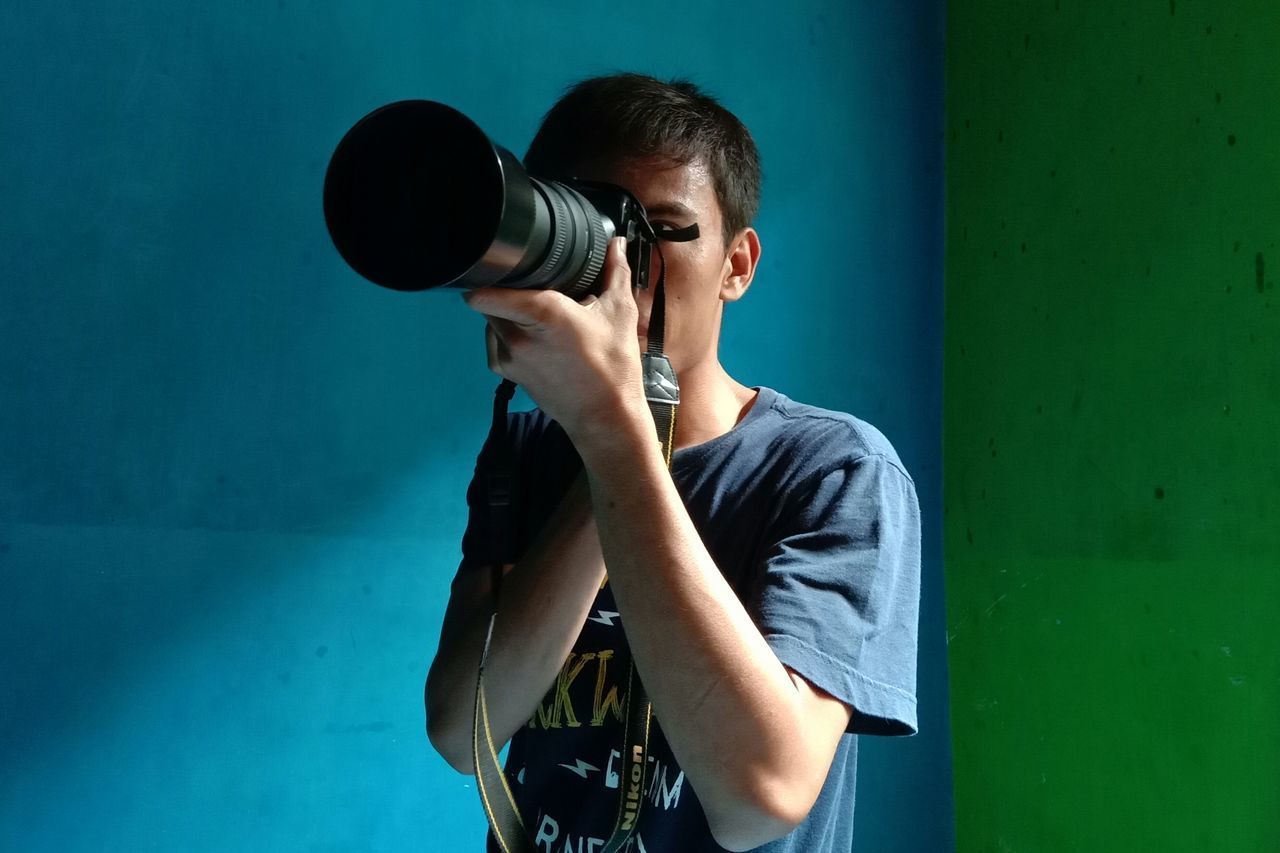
575,408,808,847
426,474,607,772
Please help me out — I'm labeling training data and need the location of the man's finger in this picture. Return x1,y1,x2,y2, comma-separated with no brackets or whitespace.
484,321,501,358
484,322,511,373
598,237,633,302
462,286,570,327
487,316,522,343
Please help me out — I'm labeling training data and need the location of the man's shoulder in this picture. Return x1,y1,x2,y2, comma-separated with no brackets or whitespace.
759,387,913,482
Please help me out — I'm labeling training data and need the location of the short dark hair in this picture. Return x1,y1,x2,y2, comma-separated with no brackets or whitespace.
524,73,762,248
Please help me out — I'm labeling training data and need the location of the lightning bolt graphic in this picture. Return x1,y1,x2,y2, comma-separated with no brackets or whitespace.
587,610,621,626
557,758,600,779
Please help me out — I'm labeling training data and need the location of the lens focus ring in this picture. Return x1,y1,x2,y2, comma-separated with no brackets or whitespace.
511,180,613,297
539,184,571,279
568,211,608,300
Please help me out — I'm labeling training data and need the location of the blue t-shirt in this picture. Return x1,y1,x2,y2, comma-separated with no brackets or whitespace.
458,386,920,852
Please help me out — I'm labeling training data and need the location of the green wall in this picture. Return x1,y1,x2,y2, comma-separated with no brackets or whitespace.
945,2,1279,851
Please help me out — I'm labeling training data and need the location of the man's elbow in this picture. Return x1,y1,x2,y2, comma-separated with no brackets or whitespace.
424,680,476,776
425,712,477,776
706,774,810,851
708,807,800,852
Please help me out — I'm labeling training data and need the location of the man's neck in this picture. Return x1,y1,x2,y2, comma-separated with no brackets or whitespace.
668,359,759,452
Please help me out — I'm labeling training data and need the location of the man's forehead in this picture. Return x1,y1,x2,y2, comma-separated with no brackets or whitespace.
576,155,718,221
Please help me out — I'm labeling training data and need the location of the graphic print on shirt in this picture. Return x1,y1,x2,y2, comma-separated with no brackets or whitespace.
557,758,601,779
530,811,657,853
498,582,693,852
526,647,626,731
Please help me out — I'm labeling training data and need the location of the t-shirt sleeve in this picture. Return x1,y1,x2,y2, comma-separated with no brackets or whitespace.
459,414,522,574
458,409,581,575
455,422,504,571
750,450,921,736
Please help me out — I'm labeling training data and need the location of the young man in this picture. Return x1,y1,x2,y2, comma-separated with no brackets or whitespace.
425,73,920,852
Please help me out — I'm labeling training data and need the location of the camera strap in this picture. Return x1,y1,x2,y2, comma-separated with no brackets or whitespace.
473,241,682,853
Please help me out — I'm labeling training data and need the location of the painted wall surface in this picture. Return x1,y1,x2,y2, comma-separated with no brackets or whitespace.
946,2,1279,851
0,2,949,851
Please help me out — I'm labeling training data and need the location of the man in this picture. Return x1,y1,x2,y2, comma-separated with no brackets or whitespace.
425,73,920,852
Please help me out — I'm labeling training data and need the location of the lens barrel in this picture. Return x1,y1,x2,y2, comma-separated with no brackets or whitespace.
323,100,614,298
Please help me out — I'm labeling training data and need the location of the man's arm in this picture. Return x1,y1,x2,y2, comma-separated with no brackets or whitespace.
459,239,854,850
575,411,850,851
425,472,606,773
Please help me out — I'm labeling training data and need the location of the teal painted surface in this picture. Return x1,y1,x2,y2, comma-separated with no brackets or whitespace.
0,2,948,849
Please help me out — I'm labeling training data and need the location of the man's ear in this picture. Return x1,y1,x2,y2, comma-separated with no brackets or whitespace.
719,227,761,303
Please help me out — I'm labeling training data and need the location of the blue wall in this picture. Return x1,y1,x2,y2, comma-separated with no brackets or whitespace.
0,2,949,849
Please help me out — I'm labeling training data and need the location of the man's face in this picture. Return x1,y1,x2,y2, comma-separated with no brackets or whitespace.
574,155,744,374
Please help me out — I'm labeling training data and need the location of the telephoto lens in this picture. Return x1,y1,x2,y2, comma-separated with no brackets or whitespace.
323,100,616,299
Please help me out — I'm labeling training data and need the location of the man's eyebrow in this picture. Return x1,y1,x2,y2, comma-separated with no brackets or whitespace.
644,201,697,220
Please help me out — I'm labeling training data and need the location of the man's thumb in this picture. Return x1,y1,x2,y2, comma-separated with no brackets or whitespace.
600,236,631,297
